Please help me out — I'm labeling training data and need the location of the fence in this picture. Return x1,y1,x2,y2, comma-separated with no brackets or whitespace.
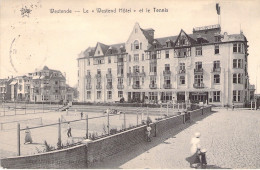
0,117,42,131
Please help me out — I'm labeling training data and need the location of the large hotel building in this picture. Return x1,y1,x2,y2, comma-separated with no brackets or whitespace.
77,23,252,106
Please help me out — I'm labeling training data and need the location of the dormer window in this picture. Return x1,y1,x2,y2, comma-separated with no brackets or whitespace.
134,40,139,50
135,28,138,33
98,50,100,55
214,36,221,42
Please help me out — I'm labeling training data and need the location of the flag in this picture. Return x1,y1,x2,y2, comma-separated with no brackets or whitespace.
216,3,220,15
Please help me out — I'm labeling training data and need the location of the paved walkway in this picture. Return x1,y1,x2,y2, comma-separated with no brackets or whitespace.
92,108,260,169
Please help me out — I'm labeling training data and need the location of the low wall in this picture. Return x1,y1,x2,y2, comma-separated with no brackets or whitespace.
1,106,212,169
0,144,87,169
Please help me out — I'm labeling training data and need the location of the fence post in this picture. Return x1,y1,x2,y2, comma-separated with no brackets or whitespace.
124,112,126,129
42,102,44,113
25,101,26,115
17,123,20,156
107,112,110,135
3,101,5,116
58,118,61,148
137,112,138,126
86,115,88,139
167,103,169,116
15,100,16,115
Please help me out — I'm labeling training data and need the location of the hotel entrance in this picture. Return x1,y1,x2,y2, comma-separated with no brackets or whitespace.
189,92,208,104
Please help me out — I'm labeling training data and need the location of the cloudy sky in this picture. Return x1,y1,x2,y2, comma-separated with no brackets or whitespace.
1,0,260,92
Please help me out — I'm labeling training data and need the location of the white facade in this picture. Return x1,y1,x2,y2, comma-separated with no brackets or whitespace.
77,23,250,106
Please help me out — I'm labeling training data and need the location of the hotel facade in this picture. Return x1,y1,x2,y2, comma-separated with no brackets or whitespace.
77,23,251,106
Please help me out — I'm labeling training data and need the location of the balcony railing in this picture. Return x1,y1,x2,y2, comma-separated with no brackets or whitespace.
178,69,186,74
106,73,112,78
149,84,157,89
127,72,146,77
149,72,157,76
86,75,91,79
194,68,204,74
212,67,221,73
132,84,141,89
106,84,113,89
163,70,171,76
86,85,92,90
163,84,172,89
96,84,102,89
95,74,101,78
117,84,124,89
193,83,204,88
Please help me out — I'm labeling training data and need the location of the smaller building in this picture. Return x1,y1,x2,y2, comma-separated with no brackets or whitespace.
0,78,12,101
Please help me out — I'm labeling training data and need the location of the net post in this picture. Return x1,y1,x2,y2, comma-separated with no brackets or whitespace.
107,112,110,135
58,118,61,148
17,123,20,156
86,115,88,139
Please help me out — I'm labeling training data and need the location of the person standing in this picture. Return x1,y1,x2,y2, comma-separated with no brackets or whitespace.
80,112,83,119
186,132,202,168
146,124,152,142
24,126,32,144
67,122,72,137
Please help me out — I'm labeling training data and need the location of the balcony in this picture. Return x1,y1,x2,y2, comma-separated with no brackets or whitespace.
163,84,172,89
132,84,141,89
106,84,113,89
194,68,203,74
149,72,157,76
117,84,124,89
85,75,91,79
86,85,92,90
193,83,204,89
212,67,221,73
95,74,101,78
163,70,171,76
96,84,102,89
178,69,186,74
117,73,124,77
149,84,157,89
127,72,146,77
149,59,157,64
106,73,112,79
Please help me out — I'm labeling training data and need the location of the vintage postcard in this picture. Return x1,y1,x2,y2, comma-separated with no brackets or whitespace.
0,0,260,169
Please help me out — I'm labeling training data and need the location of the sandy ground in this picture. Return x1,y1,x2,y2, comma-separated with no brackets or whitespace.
91,108,260,169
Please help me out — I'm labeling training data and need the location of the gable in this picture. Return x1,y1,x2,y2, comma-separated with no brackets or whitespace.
94,43,104,57
175,30,192,47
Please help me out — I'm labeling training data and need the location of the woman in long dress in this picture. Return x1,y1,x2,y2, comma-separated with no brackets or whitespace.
186,132,201,168
24,126,32,144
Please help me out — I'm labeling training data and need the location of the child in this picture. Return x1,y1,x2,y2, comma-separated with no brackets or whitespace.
67,122,72,137
146,124,152,142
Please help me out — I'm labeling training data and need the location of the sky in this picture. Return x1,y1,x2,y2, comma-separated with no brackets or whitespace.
1,0,260,92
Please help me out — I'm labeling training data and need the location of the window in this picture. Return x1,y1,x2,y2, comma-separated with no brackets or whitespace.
214,74,220,84
135,28,138,33
142,54,144,61
146,52,151,60
97,50,100,55
107,91,112,99
233,59,243,68
88,59,90,65
233,73,243,84
133,65,139,73
215,45,219,54
134,54,139,62
194,75,203,84
150,76,156,85
55,81,58,85
150,64,157,73
108,68,111,74
133,77,140,86
118,78,123,85
97,91,101,99
180,76,185,85
165,50,169,58
157,51,161,59
165,64,170,71
108,56,111,63
142,66,144,73
233,90,242,102
128,77,131,86
129,67,131,73
118,91,123,98
149,92,158,101
87,70,90,75
107,78,112,86
129,55,131,62
195,62,202,70
164,76,171,85
97,69,101,75
140,43,142,50
142,77,144,85
196,47,202,56
214,61,220,68
134,40,139,50
180,63,185,71
213,91,220,102
87,91,91,99
233,43,244,53
55,90,59,93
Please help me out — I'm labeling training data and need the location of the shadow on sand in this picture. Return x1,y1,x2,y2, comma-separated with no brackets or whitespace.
90,110,217,169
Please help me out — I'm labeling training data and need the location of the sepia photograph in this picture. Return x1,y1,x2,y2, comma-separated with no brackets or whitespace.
0,0,260,169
